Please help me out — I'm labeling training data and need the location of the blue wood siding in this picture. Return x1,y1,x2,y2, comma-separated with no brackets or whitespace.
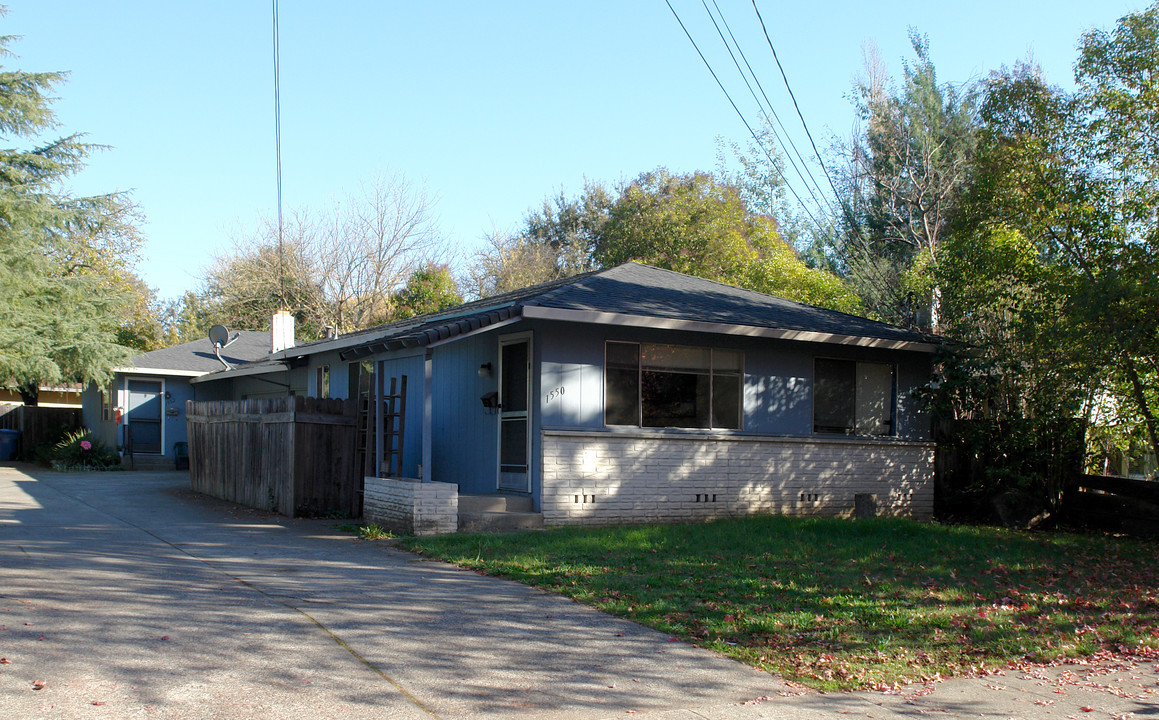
161,377,195,454
305,350,352,399
430,334,502,495
530,320,932,441
376,354,425,480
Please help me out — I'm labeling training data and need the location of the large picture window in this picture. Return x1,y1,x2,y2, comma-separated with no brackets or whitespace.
813,358,895,436
605,342,742,430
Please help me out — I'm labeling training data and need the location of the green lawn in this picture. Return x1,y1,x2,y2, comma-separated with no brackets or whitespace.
398,516,1159,691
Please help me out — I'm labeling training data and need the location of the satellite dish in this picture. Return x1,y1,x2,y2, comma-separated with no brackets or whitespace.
208,325,239,371
209,324,229,347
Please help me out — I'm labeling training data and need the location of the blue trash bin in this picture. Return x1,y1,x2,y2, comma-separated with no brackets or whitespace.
0,429,21,461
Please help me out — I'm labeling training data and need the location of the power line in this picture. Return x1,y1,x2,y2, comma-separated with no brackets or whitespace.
707,0,834,214
662,0,825,233
273,0,286,309
746,2,901,308
701,0,834,218
750,0,845,212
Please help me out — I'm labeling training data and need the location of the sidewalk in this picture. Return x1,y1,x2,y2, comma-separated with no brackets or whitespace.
1,465,1156,719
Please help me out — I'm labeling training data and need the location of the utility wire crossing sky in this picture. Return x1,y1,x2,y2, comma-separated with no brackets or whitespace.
7,1,1144,301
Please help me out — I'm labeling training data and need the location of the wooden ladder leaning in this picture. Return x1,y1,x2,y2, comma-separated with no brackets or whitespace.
361,373,407,479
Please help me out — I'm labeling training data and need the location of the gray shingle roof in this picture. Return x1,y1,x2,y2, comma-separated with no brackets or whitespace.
123,331,271,374
528,263,929,344
329,262,935,361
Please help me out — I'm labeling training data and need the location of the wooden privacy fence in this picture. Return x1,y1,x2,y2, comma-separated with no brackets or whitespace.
186,396,361,518
0,404,83,457
1063,473,1159,537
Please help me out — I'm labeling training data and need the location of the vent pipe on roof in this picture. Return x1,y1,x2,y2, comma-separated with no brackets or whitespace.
272,310,295,354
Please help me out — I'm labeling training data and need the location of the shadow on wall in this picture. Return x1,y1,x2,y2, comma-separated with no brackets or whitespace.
541,432,934,526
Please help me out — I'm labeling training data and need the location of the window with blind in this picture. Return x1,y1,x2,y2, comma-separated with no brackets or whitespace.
812,358,895,436
605,342,742,430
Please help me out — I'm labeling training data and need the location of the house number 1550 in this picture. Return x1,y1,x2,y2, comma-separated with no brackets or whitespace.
545,386,565,404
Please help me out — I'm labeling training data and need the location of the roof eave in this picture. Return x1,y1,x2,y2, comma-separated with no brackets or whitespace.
519,306,938,353
114,367,207,378
189,361,290,384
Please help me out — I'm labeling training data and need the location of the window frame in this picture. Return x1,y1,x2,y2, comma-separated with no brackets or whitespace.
315,364,330,399
604,341,744,431
811,356,897,437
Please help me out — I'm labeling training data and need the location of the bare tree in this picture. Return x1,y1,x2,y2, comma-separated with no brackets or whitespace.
312,174,443,331
190,173,445,340
463,230,564,299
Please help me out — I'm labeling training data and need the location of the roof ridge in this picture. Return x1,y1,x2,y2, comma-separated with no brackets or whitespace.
622,262,931,336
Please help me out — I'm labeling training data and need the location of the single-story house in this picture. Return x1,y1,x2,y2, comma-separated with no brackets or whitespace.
193,262,939,527
0,383,84,408
82,331,274,460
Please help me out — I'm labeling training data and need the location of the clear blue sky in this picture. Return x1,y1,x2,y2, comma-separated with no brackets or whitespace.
7,1,1147,303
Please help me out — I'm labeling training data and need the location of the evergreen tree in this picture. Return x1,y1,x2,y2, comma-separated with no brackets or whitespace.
0,23,140,404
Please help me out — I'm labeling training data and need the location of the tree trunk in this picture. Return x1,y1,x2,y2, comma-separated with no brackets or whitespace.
17,384,38,406
1122,353,1159,469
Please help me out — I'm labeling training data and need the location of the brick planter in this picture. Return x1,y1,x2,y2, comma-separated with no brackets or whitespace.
363,477,458,536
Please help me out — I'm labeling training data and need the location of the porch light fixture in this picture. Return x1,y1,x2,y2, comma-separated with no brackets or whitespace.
478,362,493,378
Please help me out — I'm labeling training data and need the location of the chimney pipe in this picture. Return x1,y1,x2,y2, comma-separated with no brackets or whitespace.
272,310,295,354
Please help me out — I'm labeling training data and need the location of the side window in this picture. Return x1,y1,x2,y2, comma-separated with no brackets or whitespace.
813,358,894,436
316,365,330,399
100,383,114,421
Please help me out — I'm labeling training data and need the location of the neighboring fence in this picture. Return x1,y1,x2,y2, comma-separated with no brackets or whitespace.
0,404,83,458
186,396,361,517
934,418,1085,523
1063,474,1159,537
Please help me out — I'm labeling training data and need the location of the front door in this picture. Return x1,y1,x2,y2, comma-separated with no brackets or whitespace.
127,379,163,454
498,337,531,492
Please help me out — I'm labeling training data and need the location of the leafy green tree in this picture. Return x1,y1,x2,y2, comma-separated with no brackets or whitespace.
596,169,860,312
159,290,216,346
836,35,980,327
595,169,769,282
0,25,141,404
744,240,862,314
470,169,860,312
390,262,462,320
522,182,613,277
466,181,613,298
943,3,1159,467
112,272,166,352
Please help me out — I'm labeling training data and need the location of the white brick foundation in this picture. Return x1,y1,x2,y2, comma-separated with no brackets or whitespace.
363,477,458,536
541,430,934,527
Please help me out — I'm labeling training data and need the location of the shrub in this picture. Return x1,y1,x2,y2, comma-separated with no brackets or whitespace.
358,524,391,540
50,429,121,471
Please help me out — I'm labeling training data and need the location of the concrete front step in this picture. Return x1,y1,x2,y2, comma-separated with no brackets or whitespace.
458,493,533,513
457,511,544,534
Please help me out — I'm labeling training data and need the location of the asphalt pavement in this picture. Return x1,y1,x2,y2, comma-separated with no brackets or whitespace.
1,465,1156,720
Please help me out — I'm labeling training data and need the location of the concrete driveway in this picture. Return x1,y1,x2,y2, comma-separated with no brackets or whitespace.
0,465,791,719
3,465,1157,720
